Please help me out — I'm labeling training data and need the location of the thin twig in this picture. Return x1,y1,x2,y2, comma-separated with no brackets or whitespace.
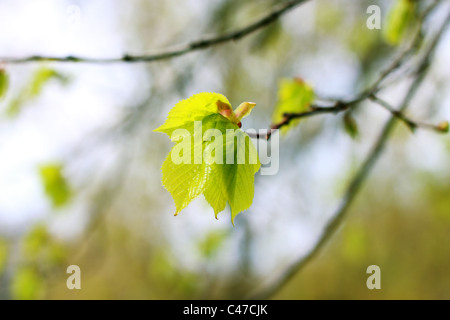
369,94,447,133
247,4,450,300
247,94,377,139
0,0,310,65
248,0,442,140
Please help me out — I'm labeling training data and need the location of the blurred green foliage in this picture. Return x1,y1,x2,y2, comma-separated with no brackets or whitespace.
23,225,66,265
11,267,46,300
10,225,67,300
274,173,450,299
26,172,448,300
0,69,8,100
6,67,69,117
39,164,72,209
271,78,315,133
383,0,416,46
198,231,229,259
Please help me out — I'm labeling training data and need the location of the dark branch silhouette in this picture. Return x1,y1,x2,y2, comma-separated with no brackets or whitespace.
246,0,444,140
0,0,310,64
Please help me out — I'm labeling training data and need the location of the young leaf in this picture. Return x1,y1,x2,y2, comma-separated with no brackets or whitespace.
22,225,50,259
383,0,416,46
198,231,229,259
272,78,315,133
6,67,69,117
0,69,9,100
11,267,46,300
234,102,256,121
154,93,261,224
343,111,359,139
39,163,72,209
29,68,68,98
21,224,66,266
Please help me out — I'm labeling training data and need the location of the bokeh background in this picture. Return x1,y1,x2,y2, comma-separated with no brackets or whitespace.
0,0,450,299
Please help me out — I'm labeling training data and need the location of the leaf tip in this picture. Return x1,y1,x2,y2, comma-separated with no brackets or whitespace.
217,99,241,125
153,125,164,133
230,210,240,226
235,101,256,121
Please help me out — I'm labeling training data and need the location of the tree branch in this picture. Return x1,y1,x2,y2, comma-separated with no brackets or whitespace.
0,0,310,65
369,94,449,133
247,4,450,300
247,0,442,140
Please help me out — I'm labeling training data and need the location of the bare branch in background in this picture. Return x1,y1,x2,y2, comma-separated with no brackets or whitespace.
247,0,444,140
0,0,310,65
369,94,449,133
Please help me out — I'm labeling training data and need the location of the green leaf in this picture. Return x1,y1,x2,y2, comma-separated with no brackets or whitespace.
0,69,9,100
29,68,69,98
154,93,261,224
198,231,229,258
155,92,229,136
272,78,315,133
23,225,50,258
39,163,72,209
343,111,359,139
11,267,46,300
6,67,69,117
21,224,66,267
383,0,416,46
